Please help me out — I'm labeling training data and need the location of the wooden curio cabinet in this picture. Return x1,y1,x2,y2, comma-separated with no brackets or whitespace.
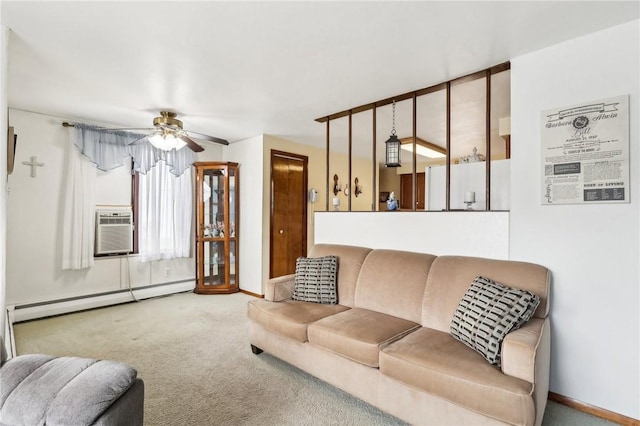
194,162,239,294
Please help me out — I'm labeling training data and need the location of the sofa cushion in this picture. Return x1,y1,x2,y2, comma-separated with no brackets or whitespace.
307,308,420,367
421,256,550,333
292,256,338,304
0,354,55,408
0,356,137,426
354,249,436,323
380,327,535,426
308,244,372,308
247,299,349,342
450,276,541,366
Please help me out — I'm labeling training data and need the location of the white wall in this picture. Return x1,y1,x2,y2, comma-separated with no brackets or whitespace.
315,211,509,259
224,135,264,296
1,23,8,344
511,20,639,419
311,20,639,420
224,134,331,295
3,123,319,307
5,109,224,309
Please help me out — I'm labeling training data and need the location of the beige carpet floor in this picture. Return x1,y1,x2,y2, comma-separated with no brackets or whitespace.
14,292,616,426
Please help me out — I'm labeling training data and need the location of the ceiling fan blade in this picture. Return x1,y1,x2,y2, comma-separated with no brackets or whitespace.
178,135,205,152
185,130,229,146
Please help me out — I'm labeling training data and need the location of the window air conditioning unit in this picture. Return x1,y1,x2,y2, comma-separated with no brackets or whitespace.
95,209,133,255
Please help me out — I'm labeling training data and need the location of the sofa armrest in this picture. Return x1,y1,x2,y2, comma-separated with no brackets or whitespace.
501,317,550,384
264,274,296,301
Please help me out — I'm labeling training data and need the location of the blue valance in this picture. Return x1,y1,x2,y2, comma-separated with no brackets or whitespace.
70,123,195,176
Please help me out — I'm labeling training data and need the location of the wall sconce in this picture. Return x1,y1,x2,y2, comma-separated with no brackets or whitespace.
354,177,363,197
385,100,401,167
333,174,343,196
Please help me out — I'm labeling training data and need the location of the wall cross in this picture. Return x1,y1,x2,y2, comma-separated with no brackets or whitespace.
22,156,45,177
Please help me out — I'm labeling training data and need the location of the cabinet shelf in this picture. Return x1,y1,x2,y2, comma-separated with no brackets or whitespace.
194,162,239,294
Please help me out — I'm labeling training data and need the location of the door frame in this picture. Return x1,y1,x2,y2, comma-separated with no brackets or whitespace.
269,150,308,278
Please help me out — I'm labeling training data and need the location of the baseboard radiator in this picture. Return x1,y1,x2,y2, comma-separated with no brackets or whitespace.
8,280,195,324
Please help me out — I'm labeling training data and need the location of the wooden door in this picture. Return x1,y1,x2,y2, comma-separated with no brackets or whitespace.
270,151,308,278
400,173,426,210
416,173,425,210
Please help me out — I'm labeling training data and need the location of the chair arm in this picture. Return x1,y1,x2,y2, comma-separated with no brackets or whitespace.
501,317,550,384
264,274,296,301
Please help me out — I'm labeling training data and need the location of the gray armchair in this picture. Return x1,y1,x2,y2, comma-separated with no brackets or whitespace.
0,337,144,426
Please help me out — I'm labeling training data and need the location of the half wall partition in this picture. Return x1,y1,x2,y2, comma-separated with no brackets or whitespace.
316,62,511,212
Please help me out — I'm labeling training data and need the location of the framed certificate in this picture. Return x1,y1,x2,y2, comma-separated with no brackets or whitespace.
541,95,629,205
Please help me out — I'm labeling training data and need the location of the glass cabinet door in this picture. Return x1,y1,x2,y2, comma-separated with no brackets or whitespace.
228,166,237,285
202,168,224,239
195,162,239,294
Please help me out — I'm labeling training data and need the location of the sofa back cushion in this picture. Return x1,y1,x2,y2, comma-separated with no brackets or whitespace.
308,244,372,308
421,255,550,332
354,249,437,322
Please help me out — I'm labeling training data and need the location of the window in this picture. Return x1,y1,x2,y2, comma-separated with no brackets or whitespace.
132,160,193,261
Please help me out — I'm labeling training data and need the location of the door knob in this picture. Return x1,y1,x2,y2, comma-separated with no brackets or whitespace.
279,229,284,234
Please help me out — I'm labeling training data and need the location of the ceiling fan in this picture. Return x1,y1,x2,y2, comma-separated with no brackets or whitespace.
126,111,229,153
63,111,228,153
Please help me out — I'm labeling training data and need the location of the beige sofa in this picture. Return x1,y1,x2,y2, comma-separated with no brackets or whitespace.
248,244,550,426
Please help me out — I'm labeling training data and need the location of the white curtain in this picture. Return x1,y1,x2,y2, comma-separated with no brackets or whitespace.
62,123,196,270
62,136,97,270
72,122,195,176
138,160,193,262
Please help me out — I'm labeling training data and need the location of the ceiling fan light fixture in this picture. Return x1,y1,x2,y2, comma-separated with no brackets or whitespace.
174,135,187,151
148,132,187,151
148,133,164,149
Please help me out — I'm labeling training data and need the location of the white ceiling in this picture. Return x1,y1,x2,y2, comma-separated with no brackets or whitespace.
2,1,638,152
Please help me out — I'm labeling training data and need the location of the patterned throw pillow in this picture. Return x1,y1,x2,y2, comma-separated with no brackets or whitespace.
450,276,540,366
292,256,339,304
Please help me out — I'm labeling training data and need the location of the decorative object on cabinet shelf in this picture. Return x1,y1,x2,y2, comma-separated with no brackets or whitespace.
332,197,340,211
332,174,342,195
354,177,363,197
459,147,485,164
464,191,476,210
379,191,390,203
385,100,401,168
386,191,399,211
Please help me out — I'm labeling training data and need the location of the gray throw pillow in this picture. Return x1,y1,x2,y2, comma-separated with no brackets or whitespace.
450,276,540,366
292,256,339,304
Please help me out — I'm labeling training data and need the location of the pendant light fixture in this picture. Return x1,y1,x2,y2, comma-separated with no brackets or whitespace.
385,100,401,167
